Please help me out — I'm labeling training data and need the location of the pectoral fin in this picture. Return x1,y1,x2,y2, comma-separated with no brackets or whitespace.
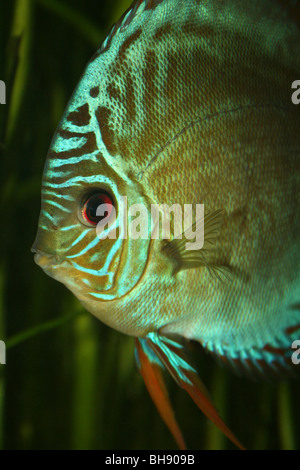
162,209,232,281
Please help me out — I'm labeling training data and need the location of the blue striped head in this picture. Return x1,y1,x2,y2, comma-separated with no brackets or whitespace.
32,122,151,317
31,0,203,333
32,67,152,325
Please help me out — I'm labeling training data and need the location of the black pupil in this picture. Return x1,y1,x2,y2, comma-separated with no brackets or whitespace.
84,193,112,225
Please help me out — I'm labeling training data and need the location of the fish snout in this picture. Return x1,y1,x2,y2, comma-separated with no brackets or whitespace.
32,251,58,268
31,226,64,265
31,242,63,268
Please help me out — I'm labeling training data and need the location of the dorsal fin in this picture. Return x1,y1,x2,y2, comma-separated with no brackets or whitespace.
87,0,300,68
101,0,300,56
99,0,164,55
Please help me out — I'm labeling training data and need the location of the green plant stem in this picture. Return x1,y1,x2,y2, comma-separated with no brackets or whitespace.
278,382,295,450
71,315,98,450
6,310,82,349
6,0,32,144
206,366,227,450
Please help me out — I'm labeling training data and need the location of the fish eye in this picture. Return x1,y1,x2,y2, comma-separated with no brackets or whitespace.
80,190,114,227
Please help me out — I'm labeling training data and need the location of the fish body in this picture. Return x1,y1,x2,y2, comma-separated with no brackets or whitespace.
33,0,300,448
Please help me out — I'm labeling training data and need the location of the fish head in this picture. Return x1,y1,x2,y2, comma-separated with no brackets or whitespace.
32,126,153,330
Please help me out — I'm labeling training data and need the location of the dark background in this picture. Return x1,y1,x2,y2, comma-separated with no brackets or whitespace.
0,0,298,450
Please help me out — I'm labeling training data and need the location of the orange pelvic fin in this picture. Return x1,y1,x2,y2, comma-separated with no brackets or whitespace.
135,338,186,450
141,332,245,450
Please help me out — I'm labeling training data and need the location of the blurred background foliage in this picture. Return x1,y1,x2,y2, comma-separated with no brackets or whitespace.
0,0,298,450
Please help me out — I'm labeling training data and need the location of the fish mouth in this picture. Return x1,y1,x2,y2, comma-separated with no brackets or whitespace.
33,251,58,268
31,246,69,282
31,248,62,268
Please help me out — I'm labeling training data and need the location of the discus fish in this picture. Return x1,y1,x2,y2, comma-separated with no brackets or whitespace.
32,0,300,449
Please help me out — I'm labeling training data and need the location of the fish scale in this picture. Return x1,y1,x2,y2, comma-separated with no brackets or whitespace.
33,0,300,449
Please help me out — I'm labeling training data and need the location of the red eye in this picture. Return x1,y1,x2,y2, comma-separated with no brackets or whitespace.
81,191,114,226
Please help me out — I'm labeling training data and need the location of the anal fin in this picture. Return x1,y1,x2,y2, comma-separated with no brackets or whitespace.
203,308,300,380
